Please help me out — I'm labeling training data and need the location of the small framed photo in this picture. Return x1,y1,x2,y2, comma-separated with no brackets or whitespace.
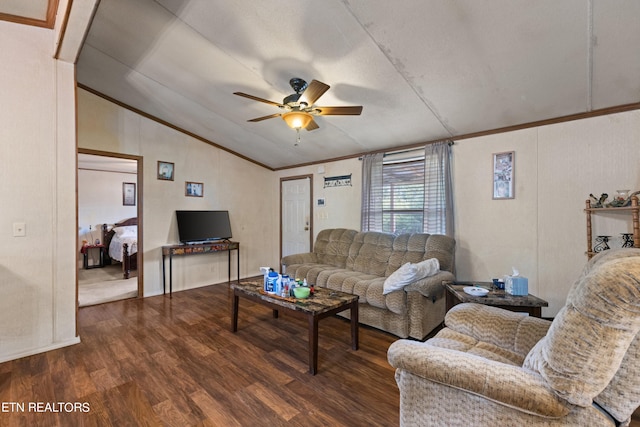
157,161,174,181
185,181,203,197
492,151,514,200
123,182,136,206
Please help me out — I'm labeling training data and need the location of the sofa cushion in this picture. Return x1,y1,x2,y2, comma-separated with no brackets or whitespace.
423,234,456,273
365,278,406,314
427,327,525,366
386,233,430,274
314,228,358,267
348,231,394,276
286,263,335,283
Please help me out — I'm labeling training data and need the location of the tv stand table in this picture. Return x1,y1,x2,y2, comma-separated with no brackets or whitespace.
161,241,239,296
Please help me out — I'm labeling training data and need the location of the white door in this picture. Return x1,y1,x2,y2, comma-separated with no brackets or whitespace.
281,177,312,261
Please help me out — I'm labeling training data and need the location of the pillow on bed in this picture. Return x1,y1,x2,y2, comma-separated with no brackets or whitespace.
113,225,137,238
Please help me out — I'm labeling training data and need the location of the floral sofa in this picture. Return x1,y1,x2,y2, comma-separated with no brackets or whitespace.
281,228,456,339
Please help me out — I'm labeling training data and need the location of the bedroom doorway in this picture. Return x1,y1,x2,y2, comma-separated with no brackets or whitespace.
77,149,143,307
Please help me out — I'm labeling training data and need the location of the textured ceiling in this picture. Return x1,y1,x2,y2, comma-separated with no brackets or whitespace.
69,1,639,169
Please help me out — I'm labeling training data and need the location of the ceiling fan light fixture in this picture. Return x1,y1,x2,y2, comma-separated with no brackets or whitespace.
282,111,312,130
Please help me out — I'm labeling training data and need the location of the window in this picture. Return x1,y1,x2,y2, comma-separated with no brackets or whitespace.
361,142,453,237
382,158,424,234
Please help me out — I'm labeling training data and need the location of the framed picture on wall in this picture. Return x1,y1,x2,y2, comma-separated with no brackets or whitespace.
492,151,514,199
157,161,174,181
123,182,136,206
185,181,203,197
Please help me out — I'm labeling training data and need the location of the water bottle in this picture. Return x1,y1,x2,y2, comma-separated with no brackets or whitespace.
281,275,290,297
267,270,278,294
289,280,296,297
261,267,271,292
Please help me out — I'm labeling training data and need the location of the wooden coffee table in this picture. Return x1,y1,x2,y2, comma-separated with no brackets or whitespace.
444,281,549,317
230,281,359,375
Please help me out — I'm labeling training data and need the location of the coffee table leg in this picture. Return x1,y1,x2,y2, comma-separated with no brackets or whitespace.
308,315,319,375
351,301,359,350
231,292,239,332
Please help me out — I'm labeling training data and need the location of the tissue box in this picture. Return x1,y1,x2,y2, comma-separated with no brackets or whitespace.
505,276,528,296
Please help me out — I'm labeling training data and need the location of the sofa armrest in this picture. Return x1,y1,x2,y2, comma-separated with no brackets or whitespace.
388,340,570,417
445,303,552,357
281,252,317,267
404,271,455,299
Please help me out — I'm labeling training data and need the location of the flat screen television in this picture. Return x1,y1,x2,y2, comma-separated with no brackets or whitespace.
176,210,232,244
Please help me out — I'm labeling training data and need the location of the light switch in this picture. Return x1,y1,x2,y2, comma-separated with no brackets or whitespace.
13,222,26,237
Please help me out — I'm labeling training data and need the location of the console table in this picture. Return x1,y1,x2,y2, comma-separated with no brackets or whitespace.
161,241,239,296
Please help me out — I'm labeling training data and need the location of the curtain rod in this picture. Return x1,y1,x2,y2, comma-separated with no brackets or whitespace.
358,140,454,160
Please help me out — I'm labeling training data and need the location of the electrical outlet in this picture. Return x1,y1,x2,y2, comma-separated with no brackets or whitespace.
13,222,26,237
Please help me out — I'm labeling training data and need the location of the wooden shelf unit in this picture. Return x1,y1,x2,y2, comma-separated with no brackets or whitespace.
585,195,639,259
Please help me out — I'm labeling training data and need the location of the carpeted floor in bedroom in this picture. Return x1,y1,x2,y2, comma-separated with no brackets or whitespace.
78,263,137,307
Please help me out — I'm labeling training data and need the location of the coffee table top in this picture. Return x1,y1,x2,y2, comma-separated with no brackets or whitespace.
231,281,358,315
444,281,548,308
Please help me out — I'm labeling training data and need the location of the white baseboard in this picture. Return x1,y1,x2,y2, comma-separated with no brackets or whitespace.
0,336,81,364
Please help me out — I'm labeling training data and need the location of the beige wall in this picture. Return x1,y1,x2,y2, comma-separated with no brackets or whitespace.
276,110,640,317
455,111,640,315
0,21,78,362
77,89,280,295
276,158,363,243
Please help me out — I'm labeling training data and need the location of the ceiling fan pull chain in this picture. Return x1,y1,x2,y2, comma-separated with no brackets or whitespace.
295,128,301,147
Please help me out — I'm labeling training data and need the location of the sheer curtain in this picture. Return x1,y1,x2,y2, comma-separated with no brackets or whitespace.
360,152,384,231
424,141,454,237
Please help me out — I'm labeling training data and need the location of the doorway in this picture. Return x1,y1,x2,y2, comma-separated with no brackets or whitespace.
77,149,143,306
280,175,313,263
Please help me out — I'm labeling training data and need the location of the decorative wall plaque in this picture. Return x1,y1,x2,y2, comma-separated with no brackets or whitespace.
324,174,352,188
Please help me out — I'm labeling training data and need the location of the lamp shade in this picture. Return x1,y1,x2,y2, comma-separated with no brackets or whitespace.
282,111,313,129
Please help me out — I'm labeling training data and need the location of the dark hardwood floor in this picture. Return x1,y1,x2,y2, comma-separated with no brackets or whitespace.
0,281,400,426
1,280,638,426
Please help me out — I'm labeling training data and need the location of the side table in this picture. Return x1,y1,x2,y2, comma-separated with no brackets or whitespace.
444,281,548,317
81,244,105,269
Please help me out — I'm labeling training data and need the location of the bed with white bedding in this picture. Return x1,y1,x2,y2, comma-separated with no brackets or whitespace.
102,218,138,279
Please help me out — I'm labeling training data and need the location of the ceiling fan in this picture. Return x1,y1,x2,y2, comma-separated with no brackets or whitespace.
234,78,363,131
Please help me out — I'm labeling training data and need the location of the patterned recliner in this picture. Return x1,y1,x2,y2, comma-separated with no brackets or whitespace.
281,228,456,339
388,248,640,426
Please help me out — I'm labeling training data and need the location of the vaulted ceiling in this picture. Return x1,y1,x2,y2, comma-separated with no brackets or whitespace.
4,1,640,170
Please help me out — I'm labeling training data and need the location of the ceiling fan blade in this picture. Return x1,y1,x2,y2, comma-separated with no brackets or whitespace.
315,106,363,116
233,92,283,107
299,80,330,106
305,118,319,131
248,113,281,122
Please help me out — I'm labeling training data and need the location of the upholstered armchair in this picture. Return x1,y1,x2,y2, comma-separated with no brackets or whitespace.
388,248,640,426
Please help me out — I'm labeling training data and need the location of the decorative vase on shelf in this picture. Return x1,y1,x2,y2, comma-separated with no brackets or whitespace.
594,236,611,252
621,233,634,248
607,190,631,207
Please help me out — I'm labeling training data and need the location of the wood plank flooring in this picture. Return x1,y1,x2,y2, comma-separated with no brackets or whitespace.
1,280,639,426
0,281,400,426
